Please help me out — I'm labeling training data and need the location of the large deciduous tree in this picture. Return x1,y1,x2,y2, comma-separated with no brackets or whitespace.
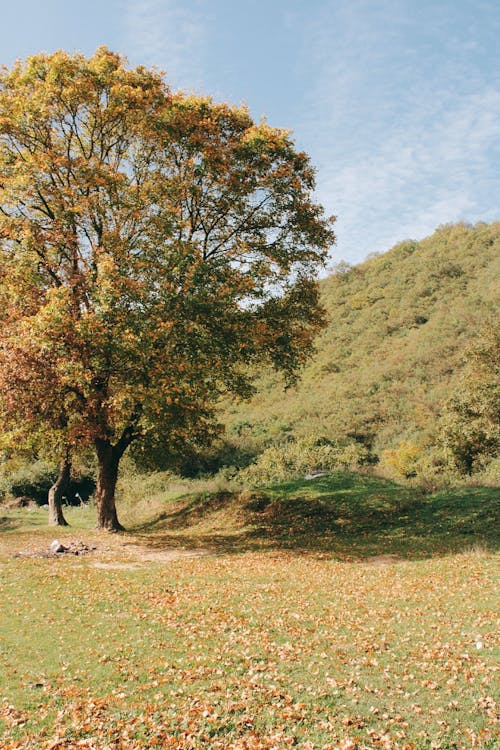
0,48,335,530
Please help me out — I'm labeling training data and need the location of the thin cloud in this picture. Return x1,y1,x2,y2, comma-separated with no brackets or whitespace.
294,0,500,262
318,87,500,257
120,0,209,91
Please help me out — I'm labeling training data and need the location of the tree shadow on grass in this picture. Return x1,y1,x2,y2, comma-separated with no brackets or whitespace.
0,516,23,532
129,473,500,561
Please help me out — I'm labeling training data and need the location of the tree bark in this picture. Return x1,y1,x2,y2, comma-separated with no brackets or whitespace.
95,439,125,531
48,457,71,527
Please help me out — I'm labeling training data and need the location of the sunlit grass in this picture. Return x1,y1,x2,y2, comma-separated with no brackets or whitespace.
0,472,498,749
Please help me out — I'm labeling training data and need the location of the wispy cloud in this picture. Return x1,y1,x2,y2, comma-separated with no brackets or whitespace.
316,87,500,259
294,0,500,262
120,0,210,91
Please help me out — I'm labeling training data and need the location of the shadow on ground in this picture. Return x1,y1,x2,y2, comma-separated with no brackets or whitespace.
129,472,500,560
0,516,23,532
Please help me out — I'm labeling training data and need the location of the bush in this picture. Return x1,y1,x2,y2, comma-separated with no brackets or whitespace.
0,459,96,506
378,441,461,490
239,436,370,485
437,323,500,474
474,457,500,486
379,441,421,479
0,460,56,504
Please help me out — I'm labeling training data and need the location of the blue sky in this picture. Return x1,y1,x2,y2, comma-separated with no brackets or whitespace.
1,0,499,264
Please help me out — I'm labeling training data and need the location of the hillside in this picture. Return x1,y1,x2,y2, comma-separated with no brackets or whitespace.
219,221,499,470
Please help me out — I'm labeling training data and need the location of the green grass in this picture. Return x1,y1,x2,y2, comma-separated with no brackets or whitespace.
0,472,498,749
131,472,500,559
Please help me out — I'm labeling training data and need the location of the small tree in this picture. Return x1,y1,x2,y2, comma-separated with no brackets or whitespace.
47,450,71,527
440,324,500,474
0,340,74,525
0,49,334,530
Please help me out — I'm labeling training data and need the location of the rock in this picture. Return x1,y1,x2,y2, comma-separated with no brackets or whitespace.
50,540,67,554
65,541,97,555
304,471,328,480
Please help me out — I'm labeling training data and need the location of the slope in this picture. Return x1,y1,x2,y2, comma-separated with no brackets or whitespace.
222,221,500,462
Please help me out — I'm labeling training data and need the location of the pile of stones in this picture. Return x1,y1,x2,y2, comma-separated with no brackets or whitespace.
15,540,97,558
49,539,97,555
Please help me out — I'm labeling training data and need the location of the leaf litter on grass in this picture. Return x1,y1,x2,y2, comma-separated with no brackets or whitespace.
0,475,498,749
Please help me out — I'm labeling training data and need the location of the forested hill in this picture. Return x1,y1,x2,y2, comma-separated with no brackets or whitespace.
222,221,500,461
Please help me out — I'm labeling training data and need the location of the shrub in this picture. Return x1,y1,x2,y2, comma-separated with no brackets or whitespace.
0,459,95,506
378,441,461,490
239,436,370,485
473,457,500,486
379,441,421,480
436,324,500,475
0,460,56,504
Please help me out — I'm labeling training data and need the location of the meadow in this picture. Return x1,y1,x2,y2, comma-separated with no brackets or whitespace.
0,473,498,749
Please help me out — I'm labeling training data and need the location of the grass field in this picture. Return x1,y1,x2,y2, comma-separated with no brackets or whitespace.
0,473,498,749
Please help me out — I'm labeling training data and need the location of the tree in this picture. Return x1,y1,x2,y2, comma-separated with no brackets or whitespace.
440,323,500,473
0,49,334,530
47,452,71,526
0,338,73,525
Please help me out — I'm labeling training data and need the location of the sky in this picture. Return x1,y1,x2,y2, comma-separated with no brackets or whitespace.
1,0,499,264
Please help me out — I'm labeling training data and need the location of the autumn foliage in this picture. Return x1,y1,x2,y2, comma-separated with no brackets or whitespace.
0,48,334,528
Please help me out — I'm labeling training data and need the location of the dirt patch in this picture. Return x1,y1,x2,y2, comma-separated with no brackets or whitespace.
10,533,211,566
91,547,211,568
363,554,402,566
122,546,211,563
14,540,97,559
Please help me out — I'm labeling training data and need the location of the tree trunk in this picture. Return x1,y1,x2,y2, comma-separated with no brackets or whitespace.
95,439,125,531
48,457,71,527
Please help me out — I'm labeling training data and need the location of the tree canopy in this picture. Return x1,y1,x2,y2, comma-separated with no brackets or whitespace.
440,323,500,474
0,48,334,529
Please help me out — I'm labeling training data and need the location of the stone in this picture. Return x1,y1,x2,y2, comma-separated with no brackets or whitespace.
304,471,328,480
50,539,66,554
